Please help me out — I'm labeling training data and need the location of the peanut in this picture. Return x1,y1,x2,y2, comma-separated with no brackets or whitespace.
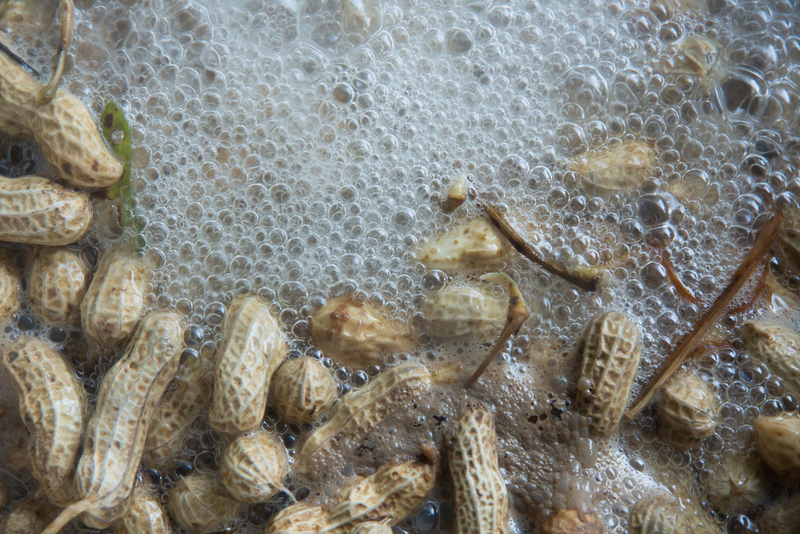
114,481,172,534
415,218,509,273
219,428,289,503
753,413,800,479
0,175,92,246
0,46,123,188
351,522,393,534
742,321,800,400
80,247,149,346
543,510,602,534
449,406,507,534
657,34,719,79
570,140,655,193
704,452,769,513
294,362,431,472
0,337,86,506
442,173,469,213
629,495,687,534
208,294,287,435
168,473,241,533
424,282,506,340
271,356,337,424
759,492,800,534
657,370,718,447
27,247,90,324
0,247,20,321
0,497,58,534
266,504,330,534
41,311,183,533
310,294,415,368
144,347,213,468
575,311,641,436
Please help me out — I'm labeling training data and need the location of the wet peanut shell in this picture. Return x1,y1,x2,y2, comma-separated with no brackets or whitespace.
114,483,173,534
271,356,337,424
414,218,509,273
0,248,20,321
424,283,506,340
0,497,58,534
220,428,288,503
27,247,91,324
742,321,800,400
753,414,800,479
657,370,718,447
758,492,800,534
629,495,688,534
704,452,769,513
543,510,603,534
351,522,393,534
168,473,241,533
570,141,655,194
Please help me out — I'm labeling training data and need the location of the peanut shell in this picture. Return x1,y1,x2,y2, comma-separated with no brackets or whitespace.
629,495,688,534
271,356,337,424
220,428,288,503
415,218,509,273
658,370,718,447
27,247,90,324
168,473,241,533
754,414,800,479
114,482,172,534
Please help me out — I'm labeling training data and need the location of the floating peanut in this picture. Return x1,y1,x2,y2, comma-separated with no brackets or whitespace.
570,140,655,194
742,321,800,400
0,175,92,246
0,45,123,188
294,363,431,472
208,294,286,435
753,413,800,479
219,428,289,503
415,218,510,273
1,337,86,506
145,347,213,468
42,311,183,533
168,473,241,533
0,247,20,321
0,497,58,534
543,510,602,534
27,247,90,323
114,481,173,534
629,495,687,534
657,370,718,447
424,282,506,340
657,34,719,79
310,294,415,368
576,311,641,436
80,247,149,346
271,356,337,424
704,452,769,513
449,406,507,534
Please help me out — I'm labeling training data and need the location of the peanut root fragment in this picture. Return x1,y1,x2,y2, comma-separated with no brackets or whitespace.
36,0,74,105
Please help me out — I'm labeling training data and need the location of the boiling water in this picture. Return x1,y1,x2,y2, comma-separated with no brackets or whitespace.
1,0,800,532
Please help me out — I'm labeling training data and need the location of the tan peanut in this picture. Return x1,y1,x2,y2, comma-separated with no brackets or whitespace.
543,510,602,534
144,347,213,468
0,175,92,246
294,363,431,472
168,473,241,533
415,218,509,272
704,452,769,512
742,321,800,399
0,46,123,188
219,428,289,503
271,356,337,424
759,492,800,534
576,311,641,436
657,370,718,447
42,311,183,533
570,141,655,194
208,294,287,434
0,497,58,534
0,247,20,321
27,247,90,323
80,247,149,346
351,522,393,534
310,294,415,368
753,414,800,479
629,495,687,534
266,504,330,534
442,174,469,213
1,337,86,506
424,282,506,340
449,406,507,534
114,481,173,534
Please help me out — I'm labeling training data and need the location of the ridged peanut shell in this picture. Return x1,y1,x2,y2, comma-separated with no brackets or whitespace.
576,312,641,436
759,492,800,534
28,247,91,323
267,504,331,534
351,522,393,534
0,498,58,534
629,495,688,534
754,414,800,479
704,453,769,512
658,371,718,447
80,248,149,346
114,483,172,534
220,428,288,503
0,248,20,321
0,175,92,246
414,218,509,272
168,473,241,533
570,141,655,193
743,321,800,399
271,356,337,424
424,283,506,340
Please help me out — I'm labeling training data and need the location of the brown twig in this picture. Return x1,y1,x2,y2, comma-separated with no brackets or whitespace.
660,251,700,304
687,341,733,360
482,202,602,292
626,213,784,420
465,273,530,388
725,257,769,315
36,0,74,105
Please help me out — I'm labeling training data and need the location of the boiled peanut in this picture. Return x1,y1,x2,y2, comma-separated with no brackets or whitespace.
42,311,183,533
704,452,769,513
168,473,241,533
543,510,602,534
753,413,800,479
271,356,337,424
0,247,20,321
570,140,655,193
208,294,286,435
442,174,469,213
0,175,92,246
310,294,415,368
424,282,506,340
629,495,687,534
0,46,123,188
294,363,431,472
144,347,212,468
351,522,393,534
657,370,718,447
657,34,719,78
0,497,58,534
267,504,331,534
1,337,86,506
80,247,149,346
219,428,288,503
758,492,800,534
742,321,800,399
27,247,90,323
114,481,172,534
576,311,641,436
449,406,507,534
415,218,509,272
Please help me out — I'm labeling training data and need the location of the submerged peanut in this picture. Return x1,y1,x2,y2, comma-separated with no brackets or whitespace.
220,428,288,503
0,498,58,534
570,141,655,194
543,510,602,534
271,356,337,424
208,294,286,435
753,414,800,479
415,218,510,272
449,406,507,534
114,482,172,534
0,46,123,188
629,495,687,534
1,337,86,506
80,248,149,346
704,452,769,513
0,247,19,321
658,370,718,447
759,492,800,534
27,247,91,324
424,282,507,340
0,175,92,246
742,321,800,400
168,473,241,533
576,312,642,436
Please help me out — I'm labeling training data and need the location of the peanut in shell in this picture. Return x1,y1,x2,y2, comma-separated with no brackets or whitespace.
704,452,769,513
629,495,688,534
0,497,58,534
753,413,800,479
414,218,509,273
742,321,800,400
0,247,19,321
114,482,173,534
220,428,289,503
424,282,507,340
543,509,603,534
27,247,90,324
272,356,337,424
168,473,241,533
657,370,718,447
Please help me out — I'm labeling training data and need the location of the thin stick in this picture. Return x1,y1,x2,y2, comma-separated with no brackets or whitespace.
465,273,530,388
41,498,94,534
626,213,783,420
725,257,769,315
482,202,602,292
36,0,74,105
660,251,700,304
